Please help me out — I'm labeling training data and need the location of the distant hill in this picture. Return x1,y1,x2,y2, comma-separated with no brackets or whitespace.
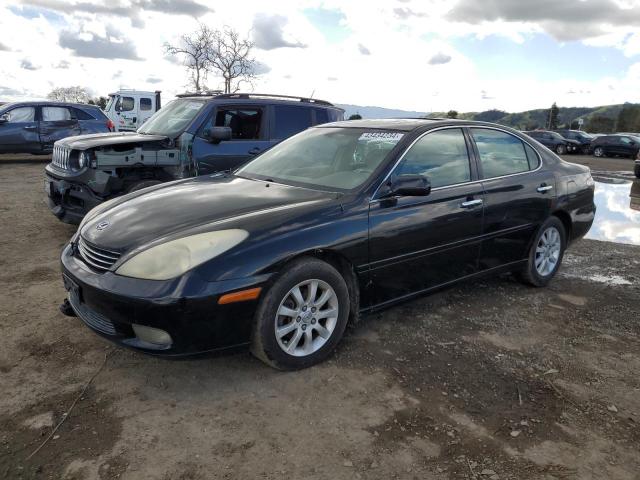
342,102,638,133
431,103,637,132
338,104,427,119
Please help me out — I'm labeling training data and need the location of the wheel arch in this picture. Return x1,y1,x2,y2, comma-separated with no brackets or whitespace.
279,249,361,325
551,209,573,242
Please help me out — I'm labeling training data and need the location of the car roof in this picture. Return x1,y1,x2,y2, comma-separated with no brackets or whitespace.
321,118,528,132
175,92,342,110
1,101,100,109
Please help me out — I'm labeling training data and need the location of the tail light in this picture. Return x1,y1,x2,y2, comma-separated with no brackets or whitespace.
106,119,115,132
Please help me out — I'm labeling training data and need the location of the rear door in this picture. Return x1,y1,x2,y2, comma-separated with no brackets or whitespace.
138,96,155,127
191,104,270,175
39,106,81,151
469,127,555,270
368,127,484,305
0,105,39,153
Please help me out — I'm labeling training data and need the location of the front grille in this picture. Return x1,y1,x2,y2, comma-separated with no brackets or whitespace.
52,145,73,170
77,237,121,272
68,288,117,336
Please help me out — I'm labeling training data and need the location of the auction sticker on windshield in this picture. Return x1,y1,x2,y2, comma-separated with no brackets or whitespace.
359,132,404,142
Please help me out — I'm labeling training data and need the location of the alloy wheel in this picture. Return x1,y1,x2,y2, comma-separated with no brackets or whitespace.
594,147,603,157
535,226,561,277
274,279,339,357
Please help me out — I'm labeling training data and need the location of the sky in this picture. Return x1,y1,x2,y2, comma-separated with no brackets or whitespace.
0,0,640,113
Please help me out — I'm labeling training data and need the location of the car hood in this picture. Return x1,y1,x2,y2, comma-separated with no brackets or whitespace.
56,132,169,150
80,175,338,250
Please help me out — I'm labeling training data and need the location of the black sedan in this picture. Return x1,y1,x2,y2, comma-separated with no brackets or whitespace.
60,119,596,369
523,130,582,155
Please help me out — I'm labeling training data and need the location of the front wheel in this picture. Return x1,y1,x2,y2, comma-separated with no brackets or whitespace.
555,144,566,155
516,217,566,287
251,258,350,370
593,146,605,157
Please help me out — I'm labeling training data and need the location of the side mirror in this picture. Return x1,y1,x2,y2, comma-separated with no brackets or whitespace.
205,126,232,144
384,174,431,198
0,114,8,124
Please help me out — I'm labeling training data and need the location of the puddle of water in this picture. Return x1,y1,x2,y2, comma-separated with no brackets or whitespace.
587,178,640,246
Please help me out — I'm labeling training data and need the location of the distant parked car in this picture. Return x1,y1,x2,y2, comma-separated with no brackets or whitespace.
555,129,593,154
45,93,344,223
591,134,640,159
634,153,640,178
523,130,581,155
0,101,111,155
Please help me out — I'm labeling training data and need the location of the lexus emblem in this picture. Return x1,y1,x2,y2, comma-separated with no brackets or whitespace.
96,220,110,231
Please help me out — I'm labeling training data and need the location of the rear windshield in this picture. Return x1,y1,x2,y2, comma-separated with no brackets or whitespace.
138,99,206,137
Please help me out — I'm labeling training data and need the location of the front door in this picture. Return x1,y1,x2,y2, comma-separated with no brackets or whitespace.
468,127,555,269
368,128,484,306
192,105,271,175
115,95,137,131
0,106,39,153
39,106,81,151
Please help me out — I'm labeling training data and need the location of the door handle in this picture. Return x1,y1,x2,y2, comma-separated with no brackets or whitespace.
248,147,262,155
23,126,37,131
537,185,553,193
460,199,483,208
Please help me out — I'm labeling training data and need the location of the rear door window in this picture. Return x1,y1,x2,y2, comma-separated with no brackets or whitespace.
140,98,152,111
395,128,471,188
471,128,530,178
313,108,329,125
5,106,35,122
42,107,72,121
273,105,312,140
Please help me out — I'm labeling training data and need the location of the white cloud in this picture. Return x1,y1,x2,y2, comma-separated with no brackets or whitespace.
0,0,639,113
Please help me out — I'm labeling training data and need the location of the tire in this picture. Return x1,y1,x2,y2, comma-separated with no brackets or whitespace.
127,180,162,193
634,163,640,179
593,146,604,158
251,257,350,370
516,217,566,288
555,144,566,155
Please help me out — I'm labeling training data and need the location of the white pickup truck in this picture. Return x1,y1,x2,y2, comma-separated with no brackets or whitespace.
103,89,161,132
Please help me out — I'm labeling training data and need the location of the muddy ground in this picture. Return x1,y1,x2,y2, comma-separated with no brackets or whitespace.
0,161,639,480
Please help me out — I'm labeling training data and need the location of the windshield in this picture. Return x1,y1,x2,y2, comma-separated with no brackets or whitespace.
104,95,116,112
238,127,404,191
138,99,206,137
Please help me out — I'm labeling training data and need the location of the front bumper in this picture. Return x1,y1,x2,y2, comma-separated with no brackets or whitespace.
45,172,103,224
61,243,272,356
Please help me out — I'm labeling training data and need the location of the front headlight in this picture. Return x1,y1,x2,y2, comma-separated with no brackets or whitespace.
115,229,249,280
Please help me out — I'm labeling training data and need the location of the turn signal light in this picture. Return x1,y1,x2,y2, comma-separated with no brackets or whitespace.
218,287,262,305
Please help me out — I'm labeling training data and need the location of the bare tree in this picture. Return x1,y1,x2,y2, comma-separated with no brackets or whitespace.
164,24,214,92
208,27,256,94
47,86,91,103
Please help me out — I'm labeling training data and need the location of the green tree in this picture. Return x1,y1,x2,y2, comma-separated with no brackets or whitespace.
88,96,108,109
616,104,640,132
547,102,560,130
447,110,458,119
348,113,362,120
585,115,615,134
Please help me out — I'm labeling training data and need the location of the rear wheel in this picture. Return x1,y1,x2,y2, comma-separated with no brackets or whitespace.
516,217,566,287
593,146,605,157
555,144,566,155
251,258,350,370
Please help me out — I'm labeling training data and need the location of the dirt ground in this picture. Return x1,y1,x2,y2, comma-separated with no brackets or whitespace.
1,161,639,480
